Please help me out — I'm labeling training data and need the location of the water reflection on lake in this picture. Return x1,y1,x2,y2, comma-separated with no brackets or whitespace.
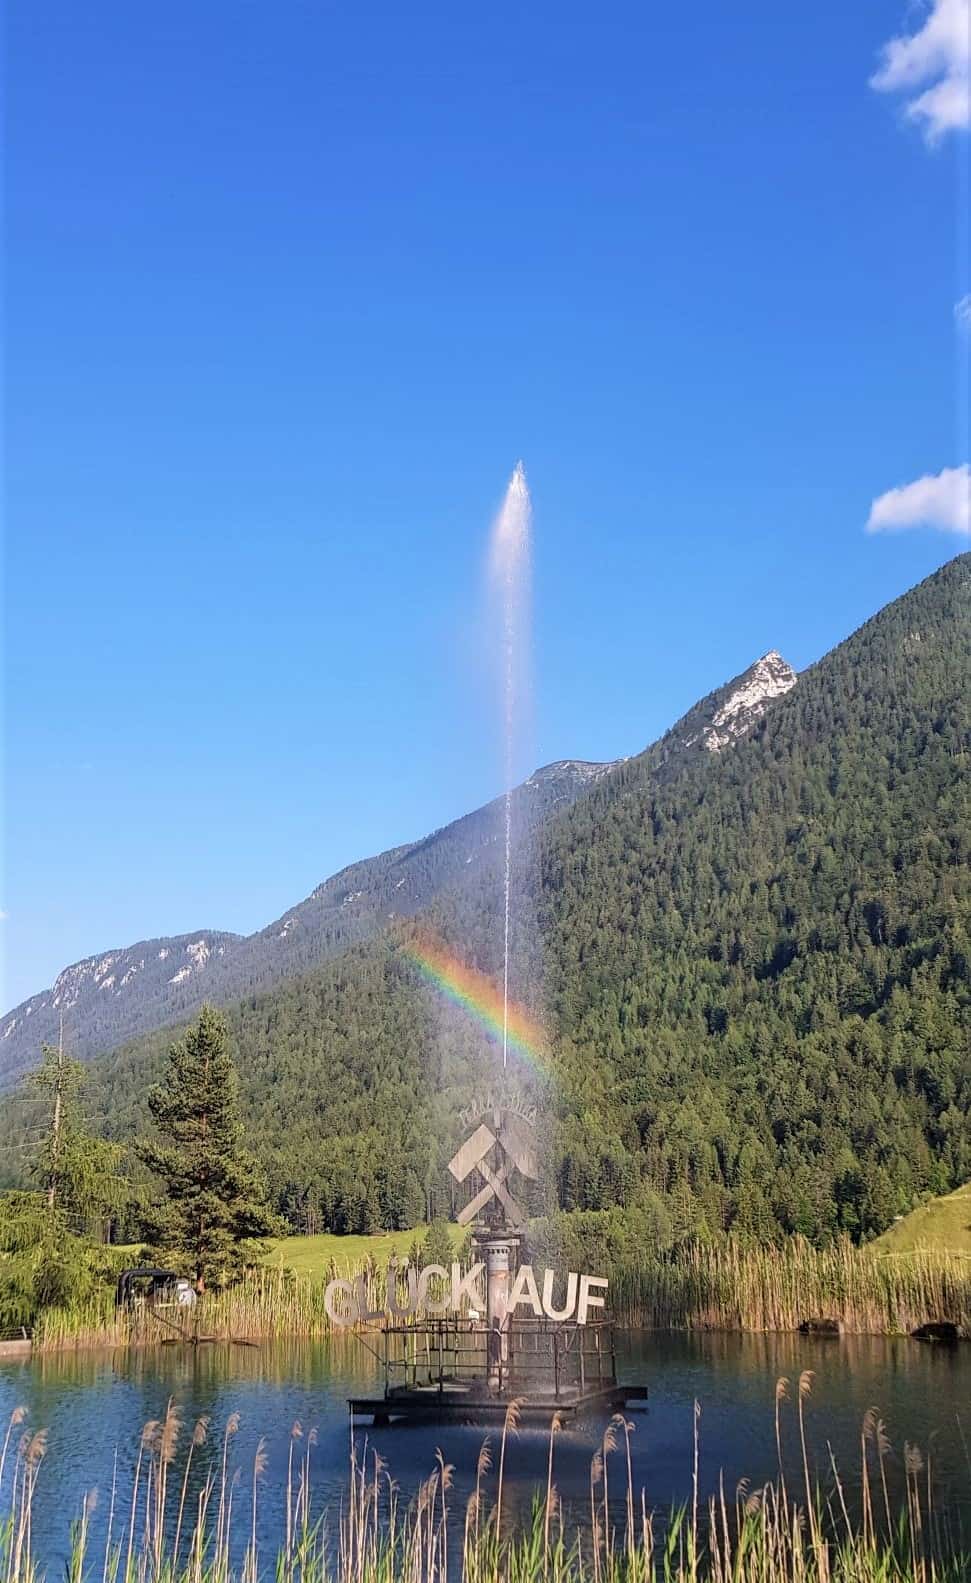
1,1330,968,1568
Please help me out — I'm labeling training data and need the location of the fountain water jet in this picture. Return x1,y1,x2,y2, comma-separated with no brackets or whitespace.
488,462,532,1069
344,465,646,1425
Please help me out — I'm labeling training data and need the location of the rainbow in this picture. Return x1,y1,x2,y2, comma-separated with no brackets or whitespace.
404,931,549,1071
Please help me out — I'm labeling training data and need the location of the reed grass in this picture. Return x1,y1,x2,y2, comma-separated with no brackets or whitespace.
32,1260,355,1350
606,1239,971,1336
0,1382,968,1582
28,1238,971,1352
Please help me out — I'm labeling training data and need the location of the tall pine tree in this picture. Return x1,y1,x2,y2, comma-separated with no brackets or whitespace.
138,1006,278,1288
29,1039,124,1231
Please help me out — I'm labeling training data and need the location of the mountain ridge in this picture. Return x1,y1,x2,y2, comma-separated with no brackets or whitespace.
0,649,796,1081
1,556,967,1244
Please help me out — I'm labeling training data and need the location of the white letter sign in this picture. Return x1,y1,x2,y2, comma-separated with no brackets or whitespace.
323,1263,609,1326
576,1274,608,1324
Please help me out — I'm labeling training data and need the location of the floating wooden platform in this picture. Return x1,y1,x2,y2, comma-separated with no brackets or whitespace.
349,1383,647,1426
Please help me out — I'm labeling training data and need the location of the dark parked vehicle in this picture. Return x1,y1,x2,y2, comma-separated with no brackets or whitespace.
115,1267,197,1310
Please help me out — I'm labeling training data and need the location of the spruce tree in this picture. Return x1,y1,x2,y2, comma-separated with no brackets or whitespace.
421,1216,454,1268
138,1006,278,1288
399,1170,427,1230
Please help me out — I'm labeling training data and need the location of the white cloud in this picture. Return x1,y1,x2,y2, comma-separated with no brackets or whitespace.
870,0,970,143
866,463,970,534
956,293,971,329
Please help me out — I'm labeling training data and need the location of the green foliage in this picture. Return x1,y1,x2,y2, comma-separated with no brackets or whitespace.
1,555,968,1250
421,1216,455,1268
28,1043,125,1227
536,553,971,1245
137,1005,280,1287
0,1049,131,1329
0,1191,118,1329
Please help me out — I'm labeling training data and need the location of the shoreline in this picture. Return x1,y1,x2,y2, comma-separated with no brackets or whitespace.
17,1317,971,1362
13,1238,971,1355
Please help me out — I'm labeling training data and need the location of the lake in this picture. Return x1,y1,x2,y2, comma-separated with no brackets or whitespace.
2,1331,969,1569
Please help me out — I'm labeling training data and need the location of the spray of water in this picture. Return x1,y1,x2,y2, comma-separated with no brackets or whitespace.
488,462,532,1068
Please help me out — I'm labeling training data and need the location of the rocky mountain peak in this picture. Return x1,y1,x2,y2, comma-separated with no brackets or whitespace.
524,759,618,790
703,651,797,752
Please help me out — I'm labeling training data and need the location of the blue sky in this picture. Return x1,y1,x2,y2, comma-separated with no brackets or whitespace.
3,0,969,1010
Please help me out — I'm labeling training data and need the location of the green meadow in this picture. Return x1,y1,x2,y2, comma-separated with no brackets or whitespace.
261,1225,465,1277
873,1184,971,1258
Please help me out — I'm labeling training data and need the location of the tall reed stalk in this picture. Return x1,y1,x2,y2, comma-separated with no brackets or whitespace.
24,1239,971,1352
0,1387,968,1583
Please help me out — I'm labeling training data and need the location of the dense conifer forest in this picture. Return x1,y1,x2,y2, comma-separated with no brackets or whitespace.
540,553,971,1242
2,555,968,1248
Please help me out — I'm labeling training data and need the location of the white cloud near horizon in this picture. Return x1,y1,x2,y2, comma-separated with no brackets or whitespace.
956,293,971,329
870,0,970,143
866,464,971,534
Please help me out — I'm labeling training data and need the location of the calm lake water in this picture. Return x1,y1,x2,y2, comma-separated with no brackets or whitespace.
2,1331,969,1568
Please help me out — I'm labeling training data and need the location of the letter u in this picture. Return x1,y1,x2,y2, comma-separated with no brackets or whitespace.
542,1269,578,1322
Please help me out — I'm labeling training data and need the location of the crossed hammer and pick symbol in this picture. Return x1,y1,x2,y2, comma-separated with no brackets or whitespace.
448,1111,539,1227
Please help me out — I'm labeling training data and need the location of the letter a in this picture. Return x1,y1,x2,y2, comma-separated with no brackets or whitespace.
506,1263,544,1318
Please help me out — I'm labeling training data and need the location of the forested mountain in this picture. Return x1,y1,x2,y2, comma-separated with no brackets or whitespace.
3,556,967,1247
0,650,793,1083
540,554,970,1242
0,933,247,1089
0,763,613,1084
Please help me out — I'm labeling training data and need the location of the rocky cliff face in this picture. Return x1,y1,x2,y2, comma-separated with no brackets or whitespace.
645,650,798,781
698,651,797,751
0,932,244,1085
